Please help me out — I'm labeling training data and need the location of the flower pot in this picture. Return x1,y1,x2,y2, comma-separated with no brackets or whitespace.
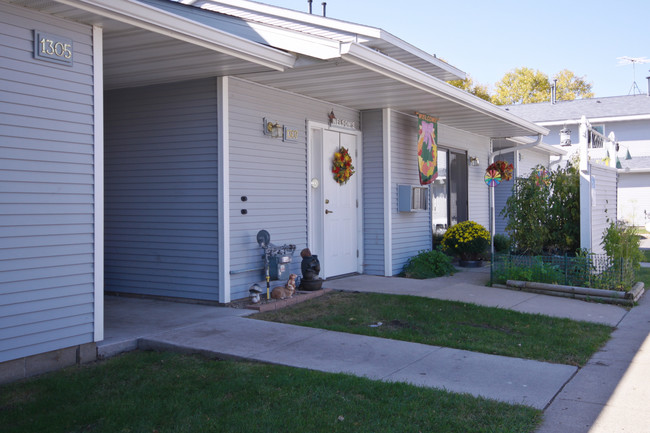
458,259,483,268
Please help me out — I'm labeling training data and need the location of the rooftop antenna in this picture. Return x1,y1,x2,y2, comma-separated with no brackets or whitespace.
617,56,650,95
307,0,312,14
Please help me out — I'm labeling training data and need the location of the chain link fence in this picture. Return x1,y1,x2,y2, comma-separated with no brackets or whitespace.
491,253,636,291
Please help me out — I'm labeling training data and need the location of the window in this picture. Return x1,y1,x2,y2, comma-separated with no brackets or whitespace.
431,149,468,237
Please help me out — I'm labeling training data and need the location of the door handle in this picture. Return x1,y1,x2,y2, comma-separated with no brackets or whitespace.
325,209,334,214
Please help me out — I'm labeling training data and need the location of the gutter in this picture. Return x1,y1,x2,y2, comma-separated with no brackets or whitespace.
490,134,544,159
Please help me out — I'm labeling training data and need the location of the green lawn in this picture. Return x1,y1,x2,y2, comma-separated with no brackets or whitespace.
637,266,650,287
0,351,542,433
253,292,612,366
641,249,650,263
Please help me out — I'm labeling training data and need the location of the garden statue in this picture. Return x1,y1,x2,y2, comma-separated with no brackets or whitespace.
271,273,297,299
249,284,263,304
300,248,324,290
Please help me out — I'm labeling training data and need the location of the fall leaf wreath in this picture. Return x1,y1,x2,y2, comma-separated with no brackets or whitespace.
332,146,355,185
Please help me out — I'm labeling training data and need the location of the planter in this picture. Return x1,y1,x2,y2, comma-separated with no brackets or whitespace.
458,260,483,268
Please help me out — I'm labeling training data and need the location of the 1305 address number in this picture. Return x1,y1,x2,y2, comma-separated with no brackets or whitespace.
34,31,73,65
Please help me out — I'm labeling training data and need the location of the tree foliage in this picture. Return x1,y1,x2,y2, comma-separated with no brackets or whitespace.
491,67,594,105
447,75,491,102
502,164,580,255
448,68,594,105
553,69,595,102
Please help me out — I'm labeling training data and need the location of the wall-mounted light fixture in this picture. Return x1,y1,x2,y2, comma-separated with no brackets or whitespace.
263,117,283,139
468,156,480,167
560,125,572,146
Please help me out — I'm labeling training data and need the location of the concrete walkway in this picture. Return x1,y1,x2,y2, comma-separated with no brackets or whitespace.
100,267,649,427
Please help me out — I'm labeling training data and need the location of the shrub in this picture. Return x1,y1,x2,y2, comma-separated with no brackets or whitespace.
493,234,511,253
602,221,644,269
441,221,490,261
492,256,563,285
403,249,455,279
502,163,579,255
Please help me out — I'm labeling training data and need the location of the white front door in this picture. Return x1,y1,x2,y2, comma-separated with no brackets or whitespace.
322,130,359,277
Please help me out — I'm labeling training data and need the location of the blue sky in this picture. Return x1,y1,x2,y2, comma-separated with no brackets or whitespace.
262,0,649,98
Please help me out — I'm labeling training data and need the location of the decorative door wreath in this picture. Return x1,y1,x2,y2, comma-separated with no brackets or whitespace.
332,146,355,185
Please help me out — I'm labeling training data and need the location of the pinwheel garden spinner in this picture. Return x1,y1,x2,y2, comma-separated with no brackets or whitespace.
484,169,501,187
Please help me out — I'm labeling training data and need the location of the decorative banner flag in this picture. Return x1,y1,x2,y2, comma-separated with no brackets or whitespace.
416,112,438,185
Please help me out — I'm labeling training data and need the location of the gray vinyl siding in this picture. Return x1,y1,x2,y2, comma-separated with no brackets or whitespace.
0,4,95,363
390,111,431,275
227,78,359,300
104,79,219,301
494,152,515,235
361,110,385,275
590,164,618,254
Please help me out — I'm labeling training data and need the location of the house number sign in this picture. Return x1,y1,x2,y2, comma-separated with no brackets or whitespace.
34,31,73,65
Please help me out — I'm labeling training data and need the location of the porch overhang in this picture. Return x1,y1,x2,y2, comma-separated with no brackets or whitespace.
6,0,296,89
242,43,549,139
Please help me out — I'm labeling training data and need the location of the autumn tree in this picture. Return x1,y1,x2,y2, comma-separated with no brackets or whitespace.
554,69,595,101
491,67,594,105
447,75,491,102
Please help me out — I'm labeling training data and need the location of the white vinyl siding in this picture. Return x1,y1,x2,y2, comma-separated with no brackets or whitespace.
227,78,360,300
104,79,219,301
618,173,650,226
0,3,95,363
590,164,618,254
518,148,550,177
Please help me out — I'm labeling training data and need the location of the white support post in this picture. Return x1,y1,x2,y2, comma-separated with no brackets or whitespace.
93,25,104,342
579,116,591,251
217,77,231,304
382,108,393,276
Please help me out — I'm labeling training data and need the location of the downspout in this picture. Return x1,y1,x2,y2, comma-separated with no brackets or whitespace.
488,133,543,259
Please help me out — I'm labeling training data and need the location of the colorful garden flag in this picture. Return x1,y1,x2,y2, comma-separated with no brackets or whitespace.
416,112,438,185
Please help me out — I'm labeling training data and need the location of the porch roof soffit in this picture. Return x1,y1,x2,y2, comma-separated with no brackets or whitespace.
7,0,296,88
241,43,549,139
171,0,466,81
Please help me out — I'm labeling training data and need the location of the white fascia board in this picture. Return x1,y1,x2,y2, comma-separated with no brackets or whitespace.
619,167,650,173
340,43,549,137
54,0,296,70
537,113,650,126
204,0,383,37
378,31,466,80
198,0,465,77
238,21,341,60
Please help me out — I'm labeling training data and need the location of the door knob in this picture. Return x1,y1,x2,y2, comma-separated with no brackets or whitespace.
325,209,334,214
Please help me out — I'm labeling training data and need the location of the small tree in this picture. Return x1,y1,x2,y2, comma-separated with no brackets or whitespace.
502,164,580,255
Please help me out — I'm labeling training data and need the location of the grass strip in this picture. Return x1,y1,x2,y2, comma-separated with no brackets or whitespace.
637,266,650,287
0,351,542,433
253,292,612,366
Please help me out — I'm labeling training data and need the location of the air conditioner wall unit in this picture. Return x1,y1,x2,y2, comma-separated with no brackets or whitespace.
398,184,429,212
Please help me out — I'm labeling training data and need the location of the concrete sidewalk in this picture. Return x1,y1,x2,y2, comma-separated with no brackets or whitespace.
99,267,649,427
102,295,575,409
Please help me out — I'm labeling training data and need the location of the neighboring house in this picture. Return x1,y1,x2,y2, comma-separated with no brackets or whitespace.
0,0,548,380
504,92,650,227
